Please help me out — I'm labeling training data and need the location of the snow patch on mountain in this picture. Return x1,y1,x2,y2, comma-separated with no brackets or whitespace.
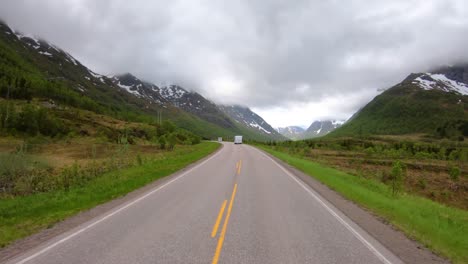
250,121,271,134
13,30,40,45
66,53,79,66
159,85,187,100
38,51,52,57
117,81,141,96
89,70,105,83
332,120,345,126
413,73,468,95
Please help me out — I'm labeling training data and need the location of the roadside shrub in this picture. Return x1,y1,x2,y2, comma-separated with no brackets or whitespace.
389,160,406,196
448,166,460,181
364,147,375,156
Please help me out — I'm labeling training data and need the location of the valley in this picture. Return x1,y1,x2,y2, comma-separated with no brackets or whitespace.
0,5,467,264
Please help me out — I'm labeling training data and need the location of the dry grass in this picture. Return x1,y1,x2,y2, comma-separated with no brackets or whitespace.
303,148,468,209
0,138,163,169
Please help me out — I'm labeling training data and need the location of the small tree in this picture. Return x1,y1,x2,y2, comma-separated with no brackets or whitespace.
390,160,406,196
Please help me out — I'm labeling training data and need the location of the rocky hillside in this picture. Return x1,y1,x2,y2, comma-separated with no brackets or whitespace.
218,105,286,140
330,65,468,138
111,74,237,130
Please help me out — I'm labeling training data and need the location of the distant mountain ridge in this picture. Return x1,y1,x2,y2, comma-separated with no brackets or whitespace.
278,120,344,140
303,120,344,138
277,126,305,140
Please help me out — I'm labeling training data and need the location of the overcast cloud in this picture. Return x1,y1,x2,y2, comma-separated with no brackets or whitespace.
1,0,468,127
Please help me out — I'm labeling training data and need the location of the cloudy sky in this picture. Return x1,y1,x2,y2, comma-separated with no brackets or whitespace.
1,0,468,128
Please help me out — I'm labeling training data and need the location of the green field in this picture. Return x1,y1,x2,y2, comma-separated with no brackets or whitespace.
0,142,220,248
259,146,468,264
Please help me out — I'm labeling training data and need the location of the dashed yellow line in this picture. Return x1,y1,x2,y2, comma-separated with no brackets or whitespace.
237,160,242,175
211,200,227,238
212,184,238,264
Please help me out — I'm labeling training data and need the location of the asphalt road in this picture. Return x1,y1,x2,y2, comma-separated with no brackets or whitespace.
7,143,403,264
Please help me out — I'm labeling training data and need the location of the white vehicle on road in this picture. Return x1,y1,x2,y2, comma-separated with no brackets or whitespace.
234,135,243,144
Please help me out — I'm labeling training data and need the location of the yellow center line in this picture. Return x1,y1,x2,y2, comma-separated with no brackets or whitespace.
237,160,242,175
211,200,227,238
212,184,238,264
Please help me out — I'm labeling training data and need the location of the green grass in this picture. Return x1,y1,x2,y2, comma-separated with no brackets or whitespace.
259,146,468,264
0,142,220,248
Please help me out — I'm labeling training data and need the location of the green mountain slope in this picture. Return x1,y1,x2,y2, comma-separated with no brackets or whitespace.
0,20,280,141
329,67,468,138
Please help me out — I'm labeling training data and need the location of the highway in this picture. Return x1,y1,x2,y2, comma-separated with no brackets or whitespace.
7,143,403,264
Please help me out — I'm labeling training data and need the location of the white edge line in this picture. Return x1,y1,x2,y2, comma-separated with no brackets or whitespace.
14,145,223,264
253,146,393,264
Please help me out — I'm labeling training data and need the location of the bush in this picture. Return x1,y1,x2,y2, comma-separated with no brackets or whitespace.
448,166,460,181
389,161,406,196
0,102,68,137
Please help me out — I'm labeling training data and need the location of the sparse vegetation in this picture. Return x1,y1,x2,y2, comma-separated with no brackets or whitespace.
257,135,468,209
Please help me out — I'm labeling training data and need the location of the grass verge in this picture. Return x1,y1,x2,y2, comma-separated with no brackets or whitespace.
0,142,220,248
259,146,468,264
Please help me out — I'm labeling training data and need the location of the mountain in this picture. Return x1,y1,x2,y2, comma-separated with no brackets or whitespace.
111,73,167,104
277,126,305,140
0,20,282,141
302,120,344,138
110,74,236,130
110,73,282,141
330,65,468,137
218,105,286,140
278,121,343,140
157,85,237,130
